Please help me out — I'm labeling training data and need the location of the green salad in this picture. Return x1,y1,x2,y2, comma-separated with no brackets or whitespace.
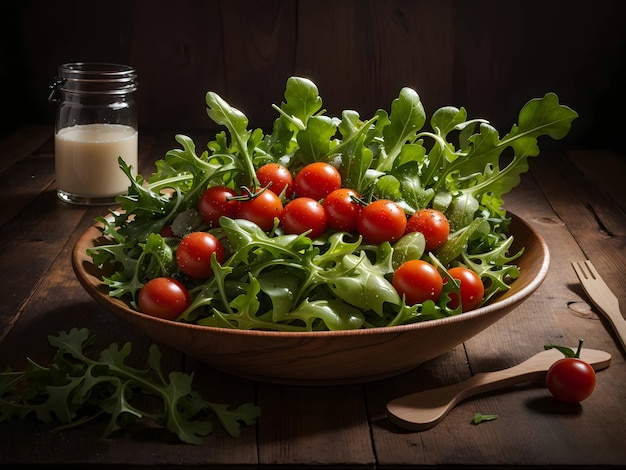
88,76,577,331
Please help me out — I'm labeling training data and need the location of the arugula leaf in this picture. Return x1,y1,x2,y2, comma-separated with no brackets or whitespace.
436,93,578,223
0,328,260,445
206,92,258,188
471,412,498,425
376,87,427,172
296,115,339,162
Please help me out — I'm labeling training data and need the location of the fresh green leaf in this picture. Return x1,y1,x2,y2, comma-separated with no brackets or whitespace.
544,339,585,358
377,87,426,172
471,412,498,425
0,328,260,444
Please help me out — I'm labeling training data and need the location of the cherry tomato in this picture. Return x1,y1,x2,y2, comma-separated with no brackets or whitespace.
546,358,596,404
357,199,407,243
198,186,238,227
176,231,225,279
293,162,342,200
256,163,294,198
236,188,283,231
323,188,361,232
446,266,485,312
406,208,450,251
392,259,443,305
281,197,327,238
138,277,190,320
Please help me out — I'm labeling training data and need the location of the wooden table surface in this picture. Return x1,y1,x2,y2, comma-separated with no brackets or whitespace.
1,126,625,469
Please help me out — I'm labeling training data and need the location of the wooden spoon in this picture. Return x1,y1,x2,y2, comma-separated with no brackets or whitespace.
386,348,611,431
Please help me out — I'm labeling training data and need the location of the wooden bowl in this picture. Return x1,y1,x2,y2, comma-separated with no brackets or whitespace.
72,212,549,385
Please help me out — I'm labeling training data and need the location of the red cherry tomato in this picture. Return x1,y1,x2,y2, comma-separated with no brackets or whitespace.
406,208,450,251
323,188,361,232
392,259,443,305
293,162,342,200
236,188,283,231
256,163,294,198
357,199,407,243
281,197,327,238
198,186,238,227
446,266,485,312
138,277,190,320
546,358,596,404
176,231,225,279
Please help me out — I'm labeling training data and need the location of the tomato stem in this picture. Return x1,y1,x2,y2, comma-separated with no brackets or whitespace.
227,184,271,202
543,339,585,359
350,194,369,207
574,338,584,358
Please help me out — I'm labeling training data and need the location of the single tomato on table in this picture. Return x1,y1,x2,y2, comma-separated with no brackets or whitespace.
544,340,596,404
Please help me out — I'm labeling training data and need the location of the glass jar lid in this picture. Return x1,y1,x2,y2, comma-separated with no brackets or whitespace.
49,62,137,100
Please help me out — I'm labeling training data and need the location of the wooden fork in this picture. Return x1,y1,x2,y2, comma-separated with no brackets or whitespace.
572,260,626,353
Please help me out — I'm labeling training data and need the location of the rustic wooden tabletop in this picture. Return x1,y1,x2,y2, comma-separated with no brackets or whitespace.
1,126,625,468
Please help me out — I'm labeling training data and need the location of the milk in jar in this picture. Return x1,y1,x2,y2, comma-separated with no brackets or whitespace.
50,62,138,205
55,123,138,198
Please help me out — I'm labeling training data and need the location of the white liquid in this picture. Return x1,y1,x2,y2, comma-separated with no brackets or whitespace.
55,123,138,199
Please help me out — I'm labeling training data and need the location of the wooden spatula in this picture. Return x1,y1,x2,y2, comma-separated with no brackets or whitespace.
386,348,611,431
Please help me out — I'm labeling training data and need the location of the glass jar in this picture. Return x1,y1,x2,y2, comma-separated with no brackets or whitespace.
50,62,138,205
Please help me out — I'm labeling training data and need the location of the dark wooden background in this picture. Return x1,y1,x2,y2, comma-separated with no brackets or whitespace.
3,0,626,151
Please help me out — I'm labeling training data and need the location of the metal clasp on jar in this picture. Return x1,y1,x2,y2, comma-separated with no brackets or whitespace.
48,77,66,102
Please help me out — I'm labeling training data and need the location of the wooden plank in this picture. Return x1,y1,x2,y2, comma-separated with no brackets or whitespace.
567,149,626,212
220,0,297,129
182,358,260,466
0,189,87,340
366,346,472,466
0,133,55,227
451,0,626,150
532,151,625,302
295,0,455,120
0,125,53,174
128,0,226,130
2,122,624,467
18,1,137,129
257,383,376,468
